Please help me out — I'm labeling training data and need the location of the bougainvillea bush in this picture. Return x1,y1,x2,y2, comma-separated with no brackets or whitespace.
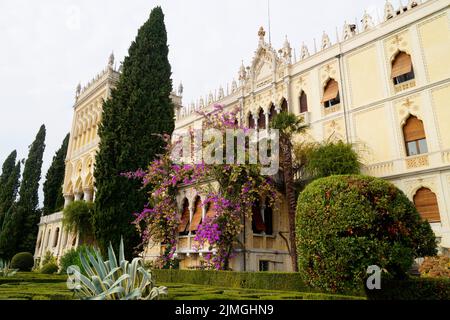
296,175,437,294
128,105,280,270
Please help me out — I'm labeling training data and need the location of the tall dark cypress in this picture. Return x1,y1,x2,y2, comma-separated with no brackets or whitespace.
94,7,175,257
0,125,46,254
0,150,18,228
0,162,21,259
43,133,69,215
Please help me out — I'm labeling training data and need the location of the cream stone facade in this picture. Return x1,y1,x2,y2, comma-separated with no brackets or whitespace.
35,0,450,271
143,0,450,272
34,54,182,265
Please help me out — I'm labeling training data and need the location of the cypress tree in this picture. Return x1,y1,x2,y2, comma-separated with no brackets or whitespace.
16,125,46,253
0,150,18,228
0,162,21,259
43,133,69,215
94,7,175,257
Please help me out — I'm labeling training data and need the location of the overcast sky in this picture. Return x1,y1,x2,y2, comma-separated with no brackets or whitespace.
0,0,387,204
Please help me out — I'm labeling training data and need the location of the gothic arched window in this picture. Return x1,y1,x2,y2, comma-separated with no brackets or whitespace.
268,103,277,124
403,115,428,156
299,91,308,114
190,197,203,234
414,187,440,223
257,108,266,130
280,99,288,113
392,51,415,85
322,79,340,108
248,113,255,129
53,228,60,247
178,199,190,236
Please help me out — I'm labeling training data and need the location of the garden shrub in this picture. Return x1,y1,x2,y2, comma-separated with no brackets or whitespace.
41,251,56,266
59,245,90,274
11,252,34,271
419,256,450,278
305,141,360,179
365,277,450,300
296,175,437,294
40,262,59,274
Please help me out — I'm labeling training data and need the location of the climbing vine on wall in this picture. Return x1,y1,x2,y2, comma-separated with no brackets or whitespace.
126,105,280,270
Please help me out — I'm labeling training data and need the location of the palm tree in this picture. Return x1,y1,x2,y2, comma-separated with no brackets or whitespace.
270,112,308,272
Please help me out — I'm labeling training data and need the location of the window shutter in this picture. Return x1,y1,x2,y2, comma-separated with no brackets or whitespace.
190,199,203,231
414,188,441,223
178,202,190,233
321,79,339,103
206,203,215,219
391,52,413,78
403,116,425,142
300,92,308,113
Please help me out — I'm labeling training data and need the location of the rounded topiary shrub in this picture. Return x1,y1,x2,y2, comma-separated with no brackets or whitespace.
11,252,35,271
296,175,437,294
40,262,59,274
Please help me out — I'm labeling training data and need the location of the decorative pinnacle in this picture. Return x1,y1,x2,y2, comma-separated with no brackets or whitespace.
258,26,266,40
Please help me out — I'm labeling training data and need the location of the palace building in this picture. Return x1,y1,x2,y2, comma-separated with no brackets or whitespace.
34,0,450,272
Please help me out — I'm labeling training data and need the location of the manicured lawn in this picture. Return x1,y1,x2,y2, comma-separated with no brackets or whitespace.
0,273,364,300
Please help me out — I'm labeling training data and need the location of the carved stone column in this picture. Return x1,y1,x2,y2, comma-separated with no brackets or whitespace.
64,194,74,208
83,187,94,202
74,191,83,201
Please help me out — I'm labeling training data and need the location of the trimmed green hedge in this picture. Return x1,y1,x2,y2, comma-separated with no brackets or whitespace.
366,277,450,300
153,270,315,292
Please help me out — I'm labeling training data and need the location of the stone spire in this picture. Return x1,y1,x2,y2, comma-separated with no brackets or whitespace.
238,61,247,84
343,21,357,40
258,26,266,44
75,83,81,100
300,42,310,60
361,10,374,31
321,31,331,50
178,82,184,96
231,80,237,93
384,0,396,21
108,52,115,68
280,36,292,64
218,86,224,100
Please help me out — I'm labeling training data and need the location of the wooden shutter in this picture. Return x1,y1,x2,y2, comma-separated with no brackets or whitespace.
391,52,413,78
178,201,190,233
403,116,425,142
206,203,216,219
321,79,339,103
414,188,440,223
190,198,203,231
300,91,308,113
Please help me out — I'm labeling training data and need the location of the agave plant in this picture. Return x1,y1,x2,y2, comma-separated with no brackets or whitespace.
0,259,18,277
67,238,167,300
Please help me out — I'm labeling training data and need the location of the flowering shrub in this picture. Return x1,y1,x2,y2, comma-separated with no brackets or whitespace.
127,105,280,270
419,256,450,278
